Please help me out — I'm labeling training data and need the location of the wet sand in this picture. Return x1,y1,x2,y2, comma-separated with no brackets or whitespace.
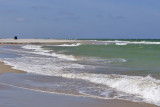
0,62,25,74
0,82,157,107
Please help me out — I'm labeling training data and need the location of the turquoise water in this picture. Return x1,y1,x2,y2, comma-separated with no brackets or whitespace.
43,40,160,78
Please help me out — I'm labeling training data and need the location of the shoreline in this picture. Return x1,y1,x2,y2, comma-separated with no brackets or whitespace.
0,62,25,75
0,81,157,107
0,39,87,45
0,60,158,107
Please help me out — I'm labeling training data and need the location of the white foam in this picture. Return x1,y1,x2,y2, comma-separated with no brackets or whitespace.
0,56,85,76
60,73,160,106
105,40,160,45
22,45,42,50
115,43,128,45
131,41,160,45
52,43,81,47
82,57,127,63
22,45,76,61
1,54,160,106
90,40,160,45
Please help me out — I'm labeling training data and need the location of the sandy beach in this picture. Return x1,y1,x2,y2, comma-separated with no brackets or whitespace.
0,39,86,45
0,39,158,107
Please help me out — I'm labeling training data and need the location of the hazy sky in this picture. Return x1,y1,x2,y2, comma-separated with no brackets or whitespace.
0,0,160,39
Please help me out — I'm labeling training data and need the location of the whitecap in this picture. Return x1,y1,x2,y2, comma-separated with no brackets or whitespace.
22,45,76,61
115,43,128,45
52,43,81,47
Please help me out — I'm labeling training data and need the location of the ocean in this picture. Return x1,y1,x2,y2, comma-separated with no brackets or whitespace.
0,39,160,106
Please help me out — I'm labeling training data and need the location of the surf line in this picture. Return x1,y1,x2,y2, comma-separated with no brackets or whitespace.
0,82,110,100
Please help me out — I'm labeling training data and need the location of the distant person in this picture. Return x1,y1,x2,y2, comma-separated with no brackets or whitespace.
14,36,18,40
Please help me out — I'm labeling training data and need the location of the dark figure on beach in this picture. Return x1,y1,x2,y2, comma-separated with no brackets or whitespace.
14,36,18,40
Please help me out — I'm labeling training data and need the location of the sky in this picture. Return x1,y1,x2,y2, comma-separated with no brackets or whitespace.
0,0,160,39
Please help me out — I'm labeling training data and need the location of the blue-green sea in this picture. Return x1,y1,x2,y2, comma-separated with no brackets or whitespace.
1,39,160,106
43,40,160,78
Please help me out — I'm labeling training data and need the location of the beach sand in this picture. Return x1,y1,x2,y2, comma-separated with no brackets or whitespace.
0,39,86,45
0,62,25,74
0,81,157,107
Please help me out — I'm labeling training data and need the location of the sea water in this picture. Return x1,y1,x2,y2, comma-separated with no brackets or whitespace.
0,39,160,106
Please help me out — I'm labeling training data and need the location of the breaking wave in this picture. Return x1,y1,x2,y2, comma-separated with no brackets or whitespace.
107,40,160,45
51,43,81,47
1,55,160,106
90,40,160,45
22,45,76,61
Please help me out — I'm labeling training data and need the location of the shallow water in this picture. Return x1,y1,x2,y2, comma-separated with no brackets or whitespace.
0,40,160,106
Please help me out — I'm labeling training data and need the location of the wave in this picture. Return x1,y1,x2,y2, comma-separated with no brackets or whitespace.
0,56,86,76
81,57,127,64
60,73,160,106
131,41,160,45
1,55,160,106
22,45,128,63
22,45,76,61
91,40,160,45
113,40,160,45
115,43,128,45
51,43,81,47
